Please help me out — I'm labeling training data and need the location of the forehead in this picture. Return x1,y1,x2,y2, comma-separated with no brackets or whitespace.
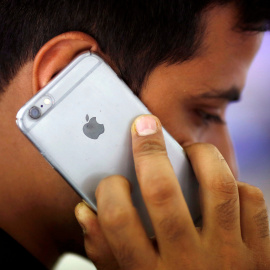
143,4,263,95
201,3,263,70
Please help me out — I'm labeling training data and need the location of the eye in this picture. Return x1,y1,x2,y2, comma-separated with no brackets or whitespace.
196,110,226,126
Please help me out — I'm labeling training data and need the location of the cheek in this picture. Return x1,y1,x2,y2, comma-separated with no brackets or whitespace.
160,113,238,178
142,104,198,146
160,117,238,178
140,88,238,176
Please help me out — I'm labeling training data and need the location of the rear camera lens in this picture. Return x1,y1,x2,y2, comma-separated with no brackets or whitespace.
29,106,41,119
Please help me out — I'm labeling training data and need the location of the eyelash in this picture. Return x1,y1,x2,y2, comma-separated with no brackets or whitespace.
197,110,226,125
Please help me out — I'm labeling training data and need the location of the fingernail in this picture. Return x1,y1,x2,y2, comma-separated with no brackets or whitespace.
135,115,157,136
75,202,87,235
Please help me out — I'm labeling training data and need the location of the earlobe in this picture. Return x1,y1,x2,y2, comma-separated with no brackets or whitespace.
32,31,100,94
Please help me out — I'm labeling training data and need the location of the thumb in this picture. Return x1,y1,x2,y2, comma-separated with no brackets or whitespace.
75,202,119,270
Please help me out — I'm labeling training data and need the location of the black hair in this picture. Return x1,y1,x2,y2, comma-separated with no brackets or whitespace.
0,0,269,96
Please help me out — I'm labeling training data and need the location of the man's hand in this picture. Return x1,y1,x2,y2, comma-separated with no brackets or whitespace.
75,115,270,270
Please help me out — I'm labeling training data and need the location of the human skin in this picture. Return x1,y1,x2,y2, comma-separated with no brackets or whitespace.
76,116,270,269
0,3,268,269
75,5,270,270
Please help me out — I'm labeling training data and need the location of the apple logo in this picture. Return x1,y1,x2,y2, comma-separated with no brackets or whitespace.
83,114,105,139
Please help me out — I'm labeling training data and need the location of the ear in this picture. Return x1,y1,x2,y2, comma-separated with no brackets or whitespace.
32,31,102,94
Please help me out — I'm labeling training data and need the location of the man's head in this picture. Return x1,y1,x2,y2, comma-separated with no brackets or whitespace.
1,0,269,95
0,1,269,268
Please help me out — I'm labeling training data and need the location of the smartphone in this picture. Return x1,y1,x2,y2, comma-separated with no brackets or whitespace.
16,52,200,236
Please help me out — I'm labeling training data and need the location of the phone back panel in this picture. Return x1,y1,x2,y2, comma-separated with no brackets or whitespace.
16,52,200,236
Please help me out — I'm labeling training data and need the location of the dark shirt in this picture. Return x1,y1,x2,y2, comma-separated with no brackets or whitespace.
0,229,48,269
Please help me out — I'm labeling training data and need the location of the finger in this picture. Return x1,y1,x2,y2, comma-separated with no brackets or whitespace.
96,175,156,270
75,202,119,270
131,115,199,257
237,181,270,250
185,143,241,242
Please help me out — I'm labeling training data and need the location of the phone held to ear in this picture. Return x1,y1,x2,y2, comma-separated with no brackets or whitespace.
16,52,200,237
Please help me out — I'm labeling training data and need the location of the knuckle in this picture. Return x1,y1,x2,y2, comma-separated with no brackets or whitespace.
239,184,265,203
208,177,238,199
142,176,176,205
96,175,130,197
158,214,187,243
253,208,270,239
215,197,238,231
101,205,134,232
134,137,167,158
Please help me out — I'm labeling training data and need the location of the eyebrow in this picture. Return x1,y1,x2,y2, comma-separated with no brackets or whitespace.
195,87,241,102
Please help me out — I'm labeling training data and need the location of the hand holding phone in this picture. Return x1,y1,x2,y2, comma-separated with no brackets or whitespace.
16,52,200,236
76,137,269,270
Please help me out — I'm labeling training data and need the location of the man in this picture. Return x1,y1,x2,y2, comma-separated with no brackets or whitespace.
0,1,269,269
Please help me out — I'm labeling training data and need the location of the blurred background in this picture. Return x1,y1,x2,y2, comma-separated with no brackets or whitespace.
53,33,270,270
227,32,270,205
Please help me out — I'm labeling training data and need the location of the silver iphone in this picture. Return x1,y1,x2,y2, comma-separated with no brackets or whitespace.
16,52,200,236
